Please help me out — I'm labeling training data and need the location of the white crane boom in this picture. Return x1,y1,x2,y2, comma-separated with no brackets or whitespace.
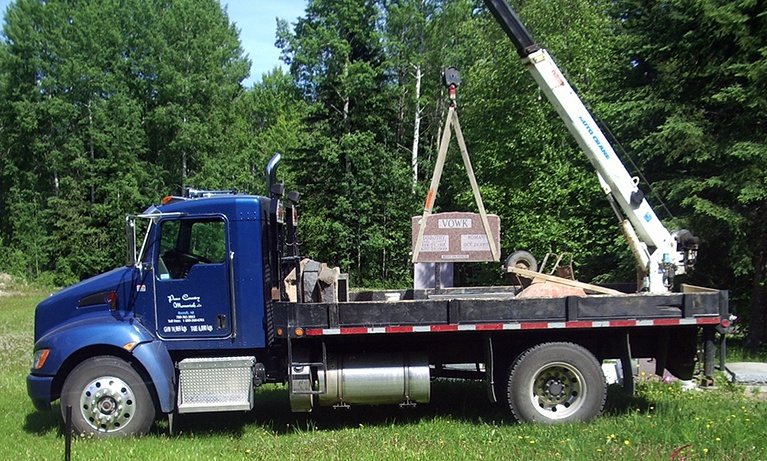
483,0,699,292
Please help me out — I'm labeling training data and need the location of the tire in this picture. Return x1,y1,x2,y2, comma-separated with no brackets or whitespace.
505,342,606,424
505,250,538,272
60,356,156,437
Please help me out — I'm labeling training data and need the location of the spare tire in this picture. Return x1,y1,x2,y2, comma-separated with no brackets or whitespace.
505,250,538,272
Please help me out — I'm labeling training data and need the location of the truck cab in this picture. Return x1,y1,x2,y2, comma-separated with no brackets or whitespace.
27,189,284,435
134,193,272,347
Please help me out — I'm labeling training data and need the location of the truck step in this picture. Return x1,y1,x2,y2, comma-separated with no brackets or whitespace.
177,356,257,414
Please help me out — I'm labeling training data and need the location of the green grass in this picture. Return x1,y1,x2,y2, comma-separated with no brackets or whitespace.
2,291,767,460
721,334,767,363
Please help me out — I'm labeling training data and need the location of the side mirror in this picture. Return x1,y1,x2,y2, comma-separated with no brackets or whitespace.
125,215,137,266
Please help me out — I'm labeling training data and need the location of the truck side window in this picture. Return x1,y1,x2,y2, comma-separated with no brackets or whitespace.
158,218,226,280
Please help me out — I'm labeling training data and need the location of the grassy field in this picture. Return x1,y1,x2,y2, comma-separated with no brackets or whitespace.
2,290,767,460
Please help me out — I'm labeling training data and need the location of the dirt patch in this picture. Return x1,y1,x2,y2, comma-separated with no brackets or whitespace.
744,387,767,401
0,273,21,297
0,272,11,289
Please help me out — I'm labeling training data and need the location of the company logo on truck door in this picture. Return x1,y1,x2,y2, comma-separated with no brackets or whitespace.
163,316,213,333
167,294,202,309
579,116,610,160
163,293,213,334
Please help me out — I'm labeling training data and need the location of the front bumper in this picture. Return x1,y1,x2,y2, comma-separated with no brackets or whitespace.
26,374,54,411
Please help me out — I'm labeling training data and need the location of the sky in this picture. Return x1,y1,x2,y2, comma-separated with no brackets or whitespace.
222,1,306,86
0,0,308,87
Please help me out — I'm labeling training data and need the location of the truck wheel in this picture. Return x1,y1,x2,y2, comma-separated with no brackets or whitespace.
60,356,156,437
505,342,605,423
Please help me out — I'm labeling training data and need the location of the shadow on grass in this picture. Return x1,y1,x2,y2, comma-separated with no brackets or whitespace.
603,383,653,416
170,379,513,437
23,405,61,435
24,381,651,438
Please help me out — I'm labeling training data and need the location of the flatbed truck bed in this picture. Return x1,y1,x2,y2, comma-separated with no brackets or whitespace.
275,285,725,336
269,282,728,423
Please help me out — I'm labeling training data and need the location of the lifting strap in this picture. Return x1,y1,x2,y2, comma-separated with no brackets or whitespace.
412,104,500,263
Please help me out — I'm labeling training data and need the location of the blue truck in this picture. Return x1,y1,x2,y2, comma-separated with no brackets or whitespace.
27,0,731,437
26,155,729,436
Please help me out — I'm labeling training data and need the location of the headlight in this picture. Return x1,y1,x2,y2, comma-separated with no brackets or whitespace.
32,349,50,370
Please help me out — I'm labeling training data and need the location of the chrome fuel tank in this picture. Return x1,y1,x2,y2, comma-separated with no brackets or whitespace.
318,353,430,407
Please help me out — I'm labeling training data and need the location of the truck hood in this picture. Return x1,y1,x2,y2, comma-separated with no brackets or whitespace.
34,266,137,341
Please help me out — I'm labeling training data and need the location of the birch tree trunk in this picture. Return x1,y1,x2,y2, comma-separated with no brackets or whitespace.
411,64,422,191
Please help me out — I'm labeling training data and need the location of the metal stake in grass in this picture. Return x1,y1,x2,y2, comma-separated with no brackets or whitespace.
64,405,72,461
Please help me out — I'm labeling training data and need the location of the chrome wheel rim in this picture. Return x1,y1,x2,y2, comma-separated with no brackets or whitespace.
78,376,137,432
529,362,586,419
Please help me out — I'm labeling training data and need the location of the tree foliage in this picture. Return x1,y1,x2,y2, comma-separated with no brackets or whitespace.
277,0,415,286
0,0,249,284
1,0,766,345
452,0,625,283
608,0,767,348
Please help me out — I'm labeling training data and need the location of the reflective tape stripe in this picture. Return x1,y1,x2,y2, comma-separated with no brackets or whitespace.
302,316,721,337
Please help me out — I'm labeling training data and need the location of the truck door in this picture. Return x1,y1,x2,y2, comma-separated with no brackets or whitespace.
154,216,233,339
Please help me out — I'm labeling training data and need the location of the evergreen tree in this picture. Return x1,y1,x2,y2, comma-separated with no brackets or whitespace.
445,0,624,284
245,68,308,195
608,0,767,348
143,0,249,193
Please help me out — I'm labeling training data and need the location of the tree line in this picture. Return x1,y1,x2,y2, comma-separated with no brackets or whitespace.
1,0,765,349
